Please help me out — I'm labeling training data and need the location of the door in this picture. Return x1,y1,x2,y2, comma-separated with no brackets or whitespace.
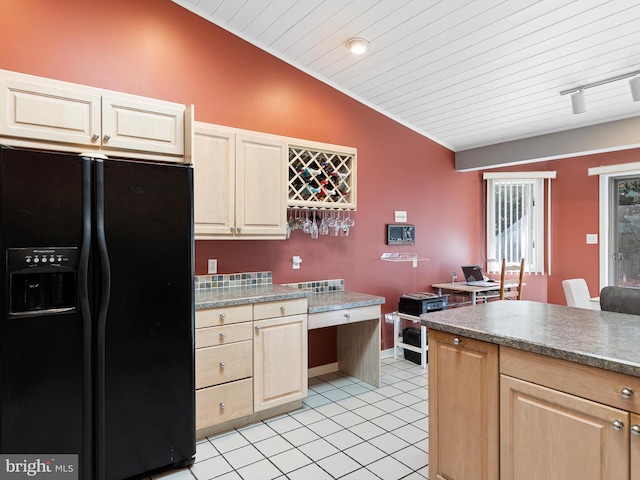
235,133,288,237
101,159,194,479
428,329,499,480
500,375,629,480
0,149,86,460
609,176,640,287
253,314,307,412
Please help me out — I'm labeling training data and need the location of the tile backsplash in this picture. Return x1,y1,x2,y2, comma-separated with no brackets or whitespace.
284,279,344,293
194,271,272,290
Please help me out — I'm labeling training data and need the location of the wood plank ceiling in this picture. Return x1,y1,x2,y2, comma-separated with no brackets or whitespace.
172,0,640,152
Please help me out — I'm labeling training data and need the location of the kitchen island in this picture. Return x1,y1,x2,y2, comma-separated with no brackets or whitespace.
422,300,640,480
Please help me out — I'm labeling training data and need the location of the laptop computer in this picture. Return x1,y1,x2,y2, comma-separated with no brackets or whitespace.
461,265,495,287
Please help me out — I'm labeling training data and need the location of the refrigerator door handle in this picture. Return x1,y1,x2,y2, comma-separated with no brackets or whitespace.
79,156,93,480
94,158,111,480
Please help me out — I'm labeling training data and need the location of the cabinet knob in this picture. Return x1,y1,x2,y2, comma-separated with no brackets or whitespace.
236,227,241,234
103,134,110,142
621,387,634,399
230,227,236,234
453,337,462,345
219,362,225,368
280,306,286,314
612,420,625,431
631,425,640,436
344,313,351,318
220,313,226,320
91,134,99,141
220,402,225,410
219,332,226,339
255,326,261,331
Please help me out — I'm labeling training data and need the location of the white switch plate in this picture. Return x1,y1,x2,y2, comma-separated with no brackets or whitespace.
394,210,407,222
207,258,218,274
586,234,598,244
292,256,302,270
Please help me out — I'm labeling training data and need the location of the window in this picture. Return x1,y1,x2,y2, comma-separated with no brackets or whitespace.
484,172,555,274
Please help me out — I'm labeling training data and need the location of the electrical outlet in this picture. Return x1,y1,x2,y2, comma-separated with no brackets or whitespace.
207,258,217,274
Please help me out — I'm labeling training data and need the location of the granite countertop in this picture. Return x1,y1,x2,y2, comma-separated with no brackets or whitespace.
307,290,385,314
422,300,640,377
195,284,307,309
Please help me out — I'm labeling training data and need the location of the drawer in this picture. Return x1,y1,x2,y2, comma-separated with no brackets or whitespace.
308,304,381,330
196,378,253,430
196,304,252,328
501,346,640,414
196,323,252,349
195,341,252,389
253,298,307,320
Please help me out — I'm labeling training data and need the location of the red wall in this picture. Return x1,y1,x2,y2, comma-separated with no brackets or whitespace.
4,0,638,361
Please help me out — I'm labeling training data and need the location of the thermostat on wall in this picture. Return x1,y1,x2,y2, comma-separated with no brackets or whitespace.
386,224,415,245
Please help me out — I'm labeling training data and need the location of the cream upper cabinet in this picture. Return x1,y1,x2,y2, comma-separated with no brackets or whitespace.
193,122,288,239
0,69,186,161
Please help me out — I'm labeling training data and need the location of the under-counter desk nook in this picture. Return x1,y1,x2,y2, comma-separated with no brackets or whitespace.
307,290,385,388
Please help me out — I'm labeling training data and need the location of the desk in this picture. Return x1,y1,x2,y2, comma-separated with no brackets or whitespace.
307,291,385,388
432,281,501,305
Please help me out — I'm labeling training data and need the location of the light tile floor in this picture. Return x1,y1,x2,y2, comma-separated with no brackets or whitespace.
153,356,429,480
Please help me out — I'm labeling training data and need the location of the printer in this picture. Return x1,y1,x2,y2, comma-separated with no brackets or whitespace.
398,292,447,316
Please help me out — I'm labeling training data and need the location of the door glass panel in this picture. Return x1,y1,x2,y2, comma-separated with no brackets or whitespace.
612,177,640,286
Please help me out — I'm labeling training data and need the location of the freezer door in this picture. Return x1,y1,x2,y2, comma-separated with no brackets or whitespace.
0,149,86,459
99,159,195,479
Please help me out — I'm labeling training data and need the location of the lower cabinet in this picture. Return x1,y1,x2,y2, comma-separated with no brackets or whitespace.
428,329,499,480
429,329,640,480
195,298,308,438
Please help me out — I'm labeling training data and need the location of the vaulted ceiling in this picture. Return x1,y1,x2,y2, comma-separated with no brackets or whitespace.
172,0,640,152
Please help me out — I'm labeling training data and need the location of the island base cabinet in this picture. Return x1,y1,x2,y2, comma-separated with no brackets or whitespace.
500,375,629,480
428,329,499,480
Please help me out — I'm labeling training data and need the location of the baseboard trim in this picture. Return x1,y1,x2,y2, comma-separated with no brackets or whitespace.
308,362,339,378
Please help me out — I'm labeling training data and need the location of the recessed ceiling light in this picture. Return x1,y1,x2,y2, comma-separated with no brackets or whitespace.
347,38,369,55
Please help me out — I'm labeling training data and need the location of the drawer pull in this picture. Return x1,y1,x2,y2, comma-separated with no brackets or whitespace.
219,362,225,368
344,313,351,318
219,313,226,320
621,387,634,399
220,402,225,410
280,306,286,314
453,337,462,346
255,326,261,331
219,332,226,339
612,420,625,431
631,425,640,436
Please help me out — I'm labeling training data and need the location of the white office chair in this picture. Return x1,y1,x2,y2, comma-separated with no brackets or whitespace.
562,278,592,309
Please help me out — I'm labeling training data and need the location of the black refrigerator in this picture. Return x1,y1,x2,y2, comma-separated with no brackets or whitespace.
0,146,196,479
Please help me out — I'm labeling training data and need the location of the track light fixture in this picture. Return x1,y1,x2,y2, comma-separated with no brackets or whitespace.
347,38,369,55
560,69,640,114
571,90,586,114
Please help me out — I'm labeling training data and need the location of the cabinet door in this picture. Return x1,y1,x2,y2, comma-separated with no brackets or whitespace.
632,413,640,480
101,94,184,156
254,313,307,411
193,122,236,237
501,375,629,480
0,76,100,146
428,329,499,480
235,133,287,238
